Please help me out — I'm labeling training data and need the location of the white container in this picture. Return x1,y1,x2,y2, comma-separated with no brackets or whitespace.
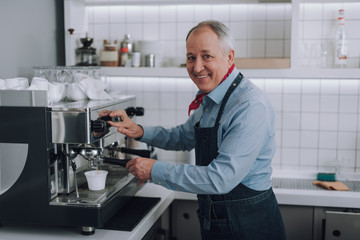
5,77,29,90
84,170,108,191
0,79,6,89
132,51,141,67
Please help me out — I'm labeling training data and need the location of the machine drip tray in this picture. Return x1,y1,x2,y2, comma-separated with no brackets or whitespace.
101,196,160,231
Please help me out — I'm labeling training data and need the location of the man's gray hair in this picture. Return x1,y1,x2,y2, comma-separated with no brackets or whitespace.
186,20,234,54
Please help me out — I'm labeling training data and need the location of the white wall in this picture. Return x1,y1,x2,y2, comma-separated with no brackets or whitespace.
85,2,360,68
299,2,360,68
85,1,360,175
0,0,64,79
107,76,360,175
86,3,292,66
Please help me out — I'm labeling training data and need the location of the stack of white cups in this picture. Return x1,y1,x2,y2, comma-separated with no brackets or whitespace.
67,73,111,101
28,77,66,104
1,74,112,105
0,78,29,90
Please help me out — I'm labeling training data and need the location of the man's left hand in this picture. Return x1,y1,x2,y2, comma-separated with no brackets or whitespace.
126,157,156,181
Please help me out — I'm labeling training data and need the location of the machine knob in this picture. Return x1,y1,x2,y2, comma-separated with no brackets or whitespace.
91,107,143,132
91,116,121,132
91,119,107,133
126,107,144,117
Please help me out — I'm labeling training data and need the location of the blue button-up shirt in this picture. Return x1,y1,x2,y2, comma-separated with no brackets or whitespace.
140,68,275,194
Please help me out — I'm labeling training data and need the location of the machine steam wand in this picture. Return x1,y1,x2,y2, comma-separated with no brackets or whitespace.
70,158,80,199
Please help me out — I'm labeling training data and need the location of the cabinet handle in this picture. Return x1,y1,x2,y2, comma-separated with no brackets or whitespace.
332,229,341,237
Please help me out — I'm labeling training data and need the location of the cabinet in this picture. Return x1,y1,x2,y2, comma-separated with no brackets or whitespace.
64,0,360,79
170,200,201,240
279,205,314,240
169,200,360,240
282,206,360,240
314,207,360,240
324,211,360,240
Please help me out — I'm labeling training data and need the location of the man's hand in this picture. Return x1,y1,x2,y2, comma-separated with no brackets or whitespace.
107,110,144,139
126,157,156,181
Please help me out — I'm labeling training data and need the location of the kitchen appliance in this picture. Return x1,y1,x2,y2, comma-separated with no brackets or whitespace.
76,34,97,66
0,90,152,235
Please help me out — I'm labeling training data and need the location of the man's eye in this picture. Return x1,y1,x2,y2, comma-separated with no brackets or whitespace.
203,55,212,59
187,56,195,62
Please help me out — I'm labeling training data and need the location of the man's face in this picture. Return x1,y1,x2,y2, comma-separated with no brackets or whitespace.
186,26,234,94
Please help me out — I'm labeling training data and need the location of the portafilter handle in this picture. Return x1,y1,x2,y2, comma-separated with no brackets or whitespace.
102,157,130,167
106,146,151,158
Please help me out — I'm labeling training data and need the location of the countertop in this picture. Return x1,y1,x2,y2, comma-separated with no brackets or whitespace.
174,186,360,209
1,171,360,239
0,183,174,240
174,170,360,209
271,170,360,209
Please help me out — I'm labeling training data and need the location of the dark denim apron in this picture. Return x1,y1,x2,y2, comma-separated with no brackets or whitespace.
194,73,286,240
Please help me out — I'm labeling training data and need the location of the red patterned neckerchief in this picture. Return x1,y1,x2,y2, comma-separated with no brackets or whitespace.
188,63,235,116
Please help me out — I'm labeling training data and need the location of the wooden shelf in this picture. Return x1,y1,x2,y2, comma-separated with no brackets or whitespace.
84,0,291,6
100,67,360,79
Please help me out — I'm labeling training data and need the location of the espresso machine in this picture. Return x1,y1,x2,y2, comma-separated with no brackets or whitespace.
0,90,152,235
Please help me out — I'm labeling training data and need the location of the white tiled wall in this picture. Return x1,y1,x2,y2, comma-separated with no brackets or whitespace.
83,1,360,175
83,1,360,68
108,76,360,174
299,2,360,68
86,3,292,66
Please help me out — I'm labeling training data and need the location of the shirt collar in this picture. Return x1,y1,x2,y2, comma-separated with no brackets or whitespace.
203,67,240,105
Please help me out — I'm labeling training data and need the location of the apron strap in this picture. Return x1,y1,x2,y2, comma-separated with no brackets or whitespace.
214,73,243,128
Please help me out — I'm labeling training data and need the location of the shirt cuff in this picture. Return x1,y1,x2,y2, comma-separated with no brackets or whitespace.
140,126,154,142
151,160,171,185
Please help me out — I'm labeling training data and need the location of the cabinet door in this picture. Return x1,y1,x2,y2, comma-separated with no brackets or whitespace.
325,211,360,240
170,200,201,240
279,205,314,240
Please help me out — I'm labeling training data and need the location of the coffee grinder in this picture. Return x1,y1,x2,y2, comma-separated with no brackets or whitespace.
76,34,97,66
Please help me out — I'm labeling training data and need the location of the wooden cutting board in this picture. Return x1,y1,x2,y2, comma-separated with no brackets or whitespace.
234,58,290,69
312,180,350,191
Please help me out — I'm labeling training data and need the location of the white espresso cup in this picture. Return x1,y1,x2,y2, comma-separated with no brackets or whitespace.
84,170,108,191
18,78,29,89
67,82,88,101
30,77,49,90
48,82,66,103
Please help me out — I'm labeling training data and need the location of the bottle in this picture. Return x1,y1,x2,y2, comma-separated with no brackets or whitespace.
119,34,133,66
334,9,348,68
120,47,129,67
100,39,118,67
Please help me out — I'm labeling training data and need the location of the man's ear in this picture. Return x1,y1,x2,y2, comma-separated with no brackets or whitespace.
228,49,235,66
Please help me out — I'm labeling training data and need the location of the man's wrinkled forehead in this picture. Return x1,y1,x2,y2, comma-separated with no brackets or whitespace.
186,49,212,57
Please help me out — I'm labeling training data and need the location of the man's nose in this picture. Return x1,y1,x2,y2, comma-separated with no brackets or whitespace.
194,58,204,73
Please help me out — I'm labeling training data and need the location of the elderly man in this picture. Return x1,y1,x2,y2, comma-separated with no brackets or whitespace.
108,20,286,240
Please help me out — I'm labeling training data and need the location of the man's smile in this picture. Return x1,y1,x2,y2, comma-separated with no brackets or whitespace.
196,74,210,79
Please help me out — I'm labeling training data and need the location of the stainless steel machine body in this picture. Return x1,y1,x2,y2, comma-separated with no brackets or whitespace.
0,90,148,234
